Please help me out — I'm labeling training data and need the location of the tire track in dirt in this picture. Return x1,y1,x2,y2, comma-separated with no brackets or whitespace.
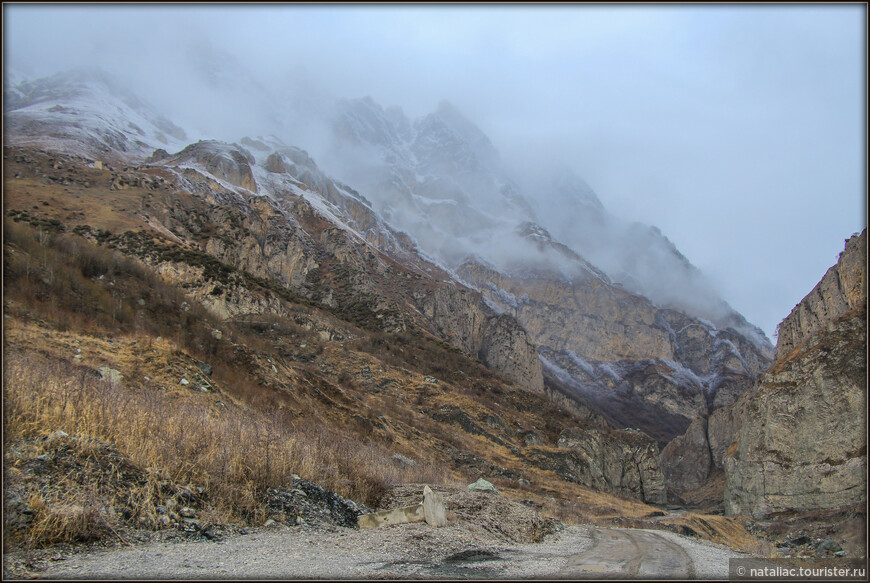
557,527,696,578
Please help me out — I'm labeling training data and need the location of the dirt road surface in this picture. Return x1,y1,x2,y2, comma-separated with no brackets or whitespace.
18,523,750,579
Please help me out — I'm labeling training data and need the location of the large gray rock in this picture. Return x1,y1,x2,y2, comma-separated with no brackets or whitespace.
423,485,447,527
97,366,124,386
707,393,753,469
466,478,498,494
478,314,544,392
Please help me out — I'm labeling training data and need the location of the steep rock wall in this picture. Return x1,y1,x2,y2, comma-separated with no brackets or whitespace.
724,230,867,518
776,230,866,356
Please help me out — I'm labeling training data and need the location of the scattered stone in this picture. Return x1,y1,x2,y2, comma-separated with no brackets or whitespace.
522,432,543,447
816,538,842,557
195,362,213,377
180,378,189,386
156,505,168,515
44,430,69,444
265,479,369,530
179,507,196,518
424,376,438,384
789,535,812,546
390,454,417,467
97,366,124,386
466,478,498,494
211,329,223,340
263,519,276,527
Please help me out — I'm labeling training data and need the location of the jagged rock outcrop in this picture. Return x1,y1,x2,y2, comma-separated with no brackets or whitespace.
419,285,544,392
328,92,774,444
776,231,866,355
724,230,867,518
530,428,667,505
459,260,675,363
478,314,545,392
162,140,258,193
660,416,712,495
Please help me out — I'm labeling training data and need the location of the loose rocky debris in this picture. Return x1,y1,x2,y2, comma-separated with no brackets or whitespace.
3,432,221,548
379,483,563,544
264,477,371,530
744,504,866,560
4,432,565,579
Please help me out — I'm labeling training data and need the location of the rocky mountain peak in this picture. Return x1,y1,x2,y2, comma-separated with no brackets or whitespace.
412,100,499,176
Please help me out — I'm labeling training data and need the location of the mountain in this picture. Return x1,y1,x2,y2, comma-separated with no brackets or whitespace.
4,68,683,514
319,92,774,443
3,68,775,514
4,68,189,163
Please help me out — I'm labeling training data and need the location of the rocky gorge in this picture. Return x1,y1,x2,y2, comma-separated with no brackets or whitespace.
659,230,866,526
3,67,865,566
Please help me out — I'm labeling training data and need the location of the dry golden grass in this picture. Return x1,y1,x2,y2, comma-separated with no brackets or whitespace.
657,513,773,556
4,349,447,547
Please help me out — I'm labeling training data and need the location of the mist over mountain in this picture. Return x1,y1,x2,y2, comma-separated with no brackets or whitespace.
3,62,773,350
4,65,781,447
3,8,865,569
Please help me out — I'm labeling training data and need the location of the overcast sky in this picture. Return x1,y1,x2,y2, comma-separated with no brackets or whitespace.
4,3,866,340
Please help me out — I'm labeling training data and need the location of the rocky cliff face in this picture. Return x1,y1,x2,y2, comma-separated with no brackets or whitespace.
775,231,866,356
162,140,259,193
526,427,667,505
121,158,546,392
458,228,771,444
723,230,867,518
660,416,712,495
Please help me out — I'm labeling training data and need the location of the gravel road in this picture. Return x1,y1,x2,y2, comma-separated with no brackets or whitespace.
20,522,751,579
